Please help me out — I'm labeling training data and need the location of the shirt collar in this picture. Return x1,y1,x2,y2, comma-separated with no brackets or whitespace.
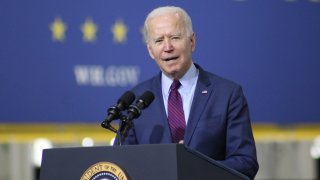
162,63,198,95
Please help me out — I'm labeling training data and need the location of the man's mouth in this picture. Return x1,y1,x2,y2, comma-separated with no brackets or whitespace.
163,56,179,61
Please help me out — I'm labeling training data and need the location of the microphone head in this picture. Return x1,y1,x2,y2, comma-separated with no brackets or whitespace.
117,91,135,110
138,91,155,108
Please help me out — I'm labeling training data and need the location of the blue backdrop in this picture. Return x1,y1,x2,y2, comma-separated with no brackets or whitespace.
1,0,320,124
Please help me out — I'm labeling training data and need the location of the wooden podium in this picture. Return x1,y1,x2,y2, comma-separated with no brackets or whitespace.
40,144,249,180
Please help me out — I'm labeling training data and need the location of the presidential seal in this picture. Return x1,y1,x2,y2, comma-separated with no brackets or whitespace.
80,162,128,180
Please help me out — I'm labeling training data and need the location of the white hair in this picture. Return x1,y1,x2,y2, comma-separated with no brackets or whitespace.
143,6,193,43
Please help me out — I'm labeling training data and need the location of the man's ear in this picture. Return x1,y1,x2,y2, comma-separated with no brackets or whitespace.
147,44,155,59
190,33,196,52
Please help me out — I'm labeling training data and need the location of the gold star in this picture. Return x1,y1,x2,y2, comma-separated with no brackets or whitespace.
111,19,128,44
49,16,67,42
81,17,98,43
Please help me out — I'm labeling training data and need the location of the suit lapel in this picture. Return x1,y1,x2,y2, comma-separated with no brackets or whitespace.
151,73,173,143
185,66,214,145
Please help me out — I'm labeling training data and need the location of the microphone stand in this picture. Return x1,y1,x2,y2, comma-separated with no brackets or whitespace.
110,91,155,145
101,120,117,133
101,106,121,133
117,115,133,146
101,112,134,146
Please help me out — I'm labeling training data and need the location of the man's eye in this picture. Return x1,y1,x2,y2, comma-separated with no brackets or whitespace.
172,36,180,40
155,39,163,43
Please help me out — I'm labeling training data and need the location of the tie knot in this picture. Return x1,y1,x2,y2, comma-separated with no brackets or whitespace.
170,80,181,90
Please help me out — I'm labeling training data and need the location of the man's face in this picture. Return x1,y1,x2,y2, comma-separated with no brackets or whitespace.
146,13,195,79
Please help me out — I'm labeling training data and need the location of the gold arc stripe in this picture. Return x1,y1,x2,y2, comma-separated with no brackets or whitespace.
0,123,320,143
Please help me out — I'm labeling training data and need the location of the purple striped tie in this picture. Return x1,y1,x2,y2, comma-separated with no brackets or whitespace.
168,80,186,143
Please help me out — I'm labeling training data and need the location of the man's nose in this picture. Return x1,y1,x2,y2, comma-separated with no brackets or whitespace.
163,39,173,52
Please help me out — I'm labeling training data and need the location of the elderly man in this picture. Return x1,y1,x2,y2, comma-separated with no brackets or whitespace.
116,6,259,179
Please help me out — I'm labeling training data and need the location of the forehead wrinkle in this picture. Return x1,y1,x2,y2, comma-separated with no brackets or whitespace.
149,13,186,38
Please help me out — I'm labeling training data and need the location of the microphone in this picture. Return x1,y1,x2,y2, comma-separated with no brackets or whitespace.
117,91,154,145
101,91,135,132
125,91,155,121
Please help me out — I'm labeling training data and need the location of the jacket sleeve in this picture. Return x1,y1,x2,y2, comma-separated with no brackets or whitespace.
216,85,259,179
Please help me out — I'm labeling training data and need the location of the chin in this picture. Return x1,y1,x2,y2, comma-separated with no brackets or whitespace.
168,71,181,79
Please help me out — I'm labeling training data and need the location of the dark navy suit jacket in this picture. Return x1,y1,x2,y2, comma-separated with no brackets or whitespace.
118,64,259,179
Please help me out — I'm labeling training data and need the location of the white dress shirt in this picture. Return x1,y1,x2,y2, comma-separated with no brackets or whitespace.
161,63,199,124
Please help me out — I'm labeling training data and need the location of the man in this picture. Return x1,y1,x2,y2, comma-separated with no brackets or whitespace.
116,6,259,179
